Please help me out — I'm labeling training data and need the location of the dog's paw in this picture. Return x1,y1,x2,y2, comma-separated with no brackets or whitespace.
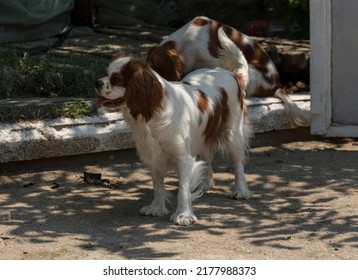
231,189,252,200
170,212,198,226
140,204,169,217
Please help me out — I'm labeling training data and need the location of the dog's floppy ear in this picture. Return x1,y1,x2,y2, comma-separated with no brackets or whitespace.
124,60,164,122
146,41,184,81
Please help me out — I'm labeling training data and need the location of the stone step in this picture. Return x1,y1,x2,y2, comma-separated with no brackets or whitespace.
0,94,310,163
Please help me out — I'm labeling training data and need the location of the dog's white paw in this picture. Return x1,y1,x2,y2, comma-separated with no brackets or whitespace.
170,212,198,226
231,189,252,200
140,204,169,217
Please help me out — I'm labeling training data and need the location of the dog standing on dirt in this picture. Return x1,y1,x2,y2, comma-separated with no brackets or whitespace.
95,55,252,225
146,16,310,126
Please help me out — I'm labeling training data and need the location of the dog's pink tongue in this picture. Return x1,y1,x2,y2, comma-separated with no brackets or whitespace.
95,98,110,106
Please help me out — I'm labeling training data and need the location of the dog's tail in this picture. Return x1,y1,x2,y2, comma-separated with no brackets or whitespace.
217,27,309,126
190,160,208,201
217,26,249,92
275,89,311,126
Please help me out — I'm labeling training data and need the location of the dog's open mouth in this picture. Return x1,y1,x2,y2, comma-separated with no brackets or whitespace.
95,97,125,108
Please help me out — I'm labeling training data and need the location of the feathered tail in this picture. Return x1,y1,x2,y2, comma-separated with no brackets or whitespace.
189,159,208,201
217,26,249,93
275,89,311,126
217,26,310,126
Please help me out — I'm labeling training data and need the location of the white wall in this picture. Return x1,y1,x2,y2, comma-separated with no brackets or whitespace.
310,0,358,136
331,0,358,125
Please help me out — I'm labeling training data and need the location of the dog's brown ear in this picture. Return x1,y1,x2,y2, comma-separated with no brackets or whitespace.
124,60,164,122
146,41,184,81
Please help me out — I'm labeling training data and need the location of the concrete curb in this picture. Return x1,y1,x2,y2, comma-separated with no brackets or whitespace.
0,94,310,163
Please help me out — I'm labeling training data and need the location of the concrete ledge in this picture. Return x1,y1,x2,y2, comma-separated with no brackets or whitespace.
247,94,310,132
0,94,310,163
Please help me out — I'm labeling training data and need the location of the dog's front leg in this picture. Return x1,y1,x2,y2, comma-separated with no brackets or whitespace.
171,156,198,225
140,168,169,217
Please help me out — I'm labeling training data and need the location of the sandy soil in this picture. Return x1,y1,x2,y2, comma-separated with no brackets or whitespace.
0,136,357,260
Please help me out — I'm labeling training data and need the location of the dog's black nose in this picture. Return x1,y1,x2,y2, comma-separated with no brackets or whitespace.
95,80,104,89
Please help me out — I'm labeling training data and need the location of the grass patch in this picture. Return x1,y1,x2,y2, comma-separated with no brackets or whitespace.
0,48,107,100
0,99,95,123
55,99,94,119
0,47,107,122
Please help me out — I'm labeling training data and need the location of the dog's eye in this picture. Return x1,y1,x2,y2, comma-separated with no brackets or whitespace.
110,74,122,85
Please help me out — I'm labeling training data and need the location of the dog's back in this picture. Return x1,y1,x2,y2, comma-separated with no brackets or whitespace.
150,16,280,97
180,68,250,159
147,16,310,126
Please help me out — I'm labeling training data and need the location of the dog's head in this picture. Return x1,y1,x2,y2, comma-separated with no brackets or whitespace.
95,57,164,122
95,56,131,108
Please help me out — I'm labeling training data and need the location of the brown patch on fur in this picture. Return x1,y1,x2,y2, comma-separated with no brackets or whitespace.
208,20,222,58
224,26,281,93
203,88,229,144
253,64,281,87
221,25,245,48
146,41,183,81
196,90,209,113
192,16,209,26
253,83,281,98
220,25,281,96
254,48,270,66
208,20,269,67
208,22,247,59
122,60,164,122
109,72,125,88
221,25,268,66
190,18,281,97
233,74,245,109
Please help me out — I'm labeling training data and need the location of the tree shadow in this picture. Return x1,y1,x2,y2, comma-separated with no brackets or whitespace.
203,143,358,252
0,140,357,259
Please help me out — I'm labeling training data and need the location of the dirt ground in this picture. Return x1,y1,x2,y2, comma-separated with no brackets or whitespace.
0,131,357,260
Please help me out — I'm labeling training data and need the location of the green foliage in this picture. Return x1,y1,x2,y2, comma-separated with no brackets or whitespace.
0,49,106,100
0,107,25,123
0,99,94,123
48,99,94,120
60,99,94,119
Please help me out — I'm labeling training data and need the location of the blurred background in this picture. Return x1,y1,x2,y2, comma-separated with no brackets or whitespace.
0,0,309,44
77,0,309,39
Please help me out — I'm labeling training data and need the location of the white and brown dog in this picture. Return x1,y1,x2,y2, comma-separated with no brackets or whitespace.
95,55,252,225
146,16,310,125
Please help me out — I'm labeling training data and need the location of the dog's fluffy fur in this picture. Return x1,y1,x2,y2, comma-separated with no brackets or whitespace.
147,16,310,126
95,56,252,225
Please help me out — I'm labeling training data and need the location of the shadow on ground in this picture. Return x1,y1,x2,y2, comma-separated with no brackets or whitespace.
0,138,357,259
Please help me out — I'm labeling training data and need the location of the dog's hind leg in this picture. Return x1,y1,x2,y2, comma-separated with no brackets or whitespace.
198,153,214,192
171,155,206,225
228,132,252,200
